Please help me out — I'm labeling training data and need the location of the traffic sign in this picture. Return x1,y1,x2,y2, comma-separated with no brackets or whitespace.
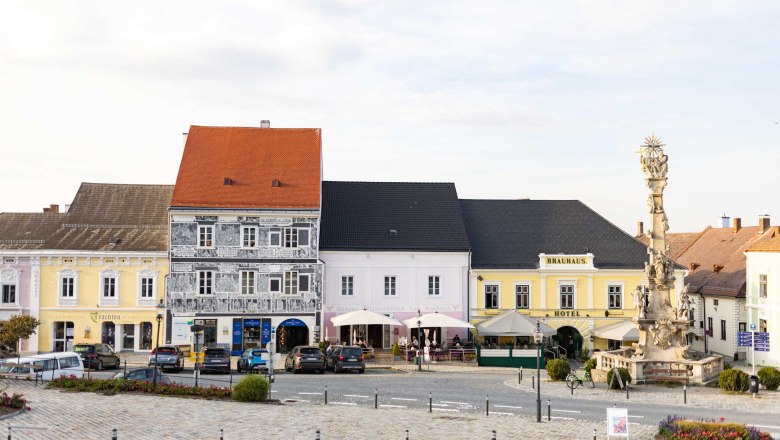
737,331,753,347
754,332,769,342
750,323,756,330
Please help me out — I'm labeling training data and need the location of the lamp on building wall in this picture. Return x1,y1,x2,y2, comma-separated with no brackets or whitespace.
152,299,165,386
533,321,544,423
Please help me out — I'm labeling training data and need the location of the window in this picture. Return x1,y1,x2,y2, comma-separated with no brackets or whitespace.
198,271,213,295
707,317,713,336
269,278,281,293
299,274,310,292
198,225,214,247
241,271,255,295
713,299,719,307
1,285,15,304
61,277,75,297
270,230,281,247
60,356,80,368
720,319,726,340
140,322,153,350
140,277,154,298
485,284,499,309
739,322,747,332
759,274,767,298
284,228,298,248
483,336,498,347
560,284,574,309
759,319,767,333
341,276,354,296
384,276,396,296
241,226,257,248
102,278,116,297
515,284,529,309
608,284,622,309
428,276,440,296
284,271,298,295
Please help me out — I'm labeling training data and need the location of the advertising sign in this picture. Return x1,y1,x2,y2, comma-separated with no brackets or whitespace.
261,320,272,347
606,408,629,437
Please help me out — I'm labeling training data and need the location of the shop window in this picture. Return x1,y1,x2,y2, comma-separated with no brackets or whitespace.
608,284,622,309
53,322,74,352
140,322,153,350
102,322,116,348
485,284,499,309
515,284,529,309
760,319,767,333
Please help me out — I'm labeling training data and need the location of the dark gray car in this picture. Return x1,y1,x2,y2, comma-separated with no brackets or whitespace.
148,346,184,372
325,345,365,374
201,348,231,373
284,346,325,374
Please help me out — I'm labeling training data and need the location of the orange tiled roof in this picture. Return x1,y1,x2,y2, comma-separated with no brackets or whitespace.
746,227,780,252
171,126,322,209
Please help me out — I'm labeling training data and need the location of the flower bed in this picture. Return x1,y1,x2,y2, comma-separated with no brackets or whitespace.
657,415,773,440
48,376,231,400
0,390,30,416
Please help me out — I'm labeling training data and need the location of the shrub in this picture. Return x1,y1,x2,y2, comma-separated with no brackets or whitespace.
0,391,29,410
232,374,269,402
723,362,733,370
545,358,570,381
48,376,231,399
718,368,749,392
657,415,772,440
392,342,401,357
606,367,632,389
318,341,326,352
583,357,597,376
757,366,780,391
577,348,590,362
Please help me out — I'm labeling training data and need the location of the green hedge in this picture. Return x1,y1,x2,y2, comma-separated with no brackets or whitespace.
718,368,749,392
545,358,570,381
757,366,780,391
48,376,231,399
606,368,632,389
583,358,597,376
232,374,269,402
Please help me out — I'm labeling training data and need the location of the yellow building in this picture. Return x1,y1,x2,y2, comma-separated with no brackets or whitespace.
33,183,173,353
460,200,686,355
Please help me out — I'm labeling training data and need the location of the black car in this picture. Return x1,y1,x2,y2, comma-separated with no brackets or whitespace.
325,345,365,374
200,348,231,373
73,343,120,370
284,346,325,374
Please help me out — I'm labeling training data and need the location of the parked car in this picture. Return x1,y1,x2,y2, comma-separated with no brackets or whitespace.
325,345,365,374
0,352,84,380
148,346,184,372
237,348,268,373
73,343,121,370
200,347,231,373
284,346,325,374
113,367,171,384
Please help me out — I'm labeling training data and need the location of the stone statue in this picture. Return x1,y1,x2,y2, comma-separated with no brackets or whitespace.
653,255,666,283
631,342,645,359
674,342,690,360
640,135,669,179
678,285,692,321
644,262,656,280
633,285,645,318
647,195,663,213
661,212,669,232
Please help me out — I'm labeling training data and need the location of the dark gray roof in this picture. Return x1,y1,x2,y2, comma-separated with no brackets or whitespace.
0,183,173,252
460,199,649,269
320,181,470,251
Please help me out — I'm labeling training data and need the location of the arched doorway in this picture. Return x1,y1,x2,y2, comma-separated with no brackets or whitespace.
555,326,582,358
277,319,309,353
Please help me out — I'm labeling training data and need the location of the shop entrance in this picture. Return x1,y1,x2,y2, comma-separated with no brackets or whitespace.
194,319,218,348
102,322,116,349
121,324,135,351
276,319,308,353
53,322,74,352
555,326,582,358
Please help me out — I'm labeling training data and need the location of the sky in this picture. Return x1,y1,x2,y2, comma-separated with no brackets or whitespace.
1,1,779,234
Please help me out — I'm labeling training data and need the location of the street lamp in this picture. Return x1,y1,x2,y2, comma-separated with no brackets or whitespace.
152,299,165,386
417,309,422,372
533,321,544,423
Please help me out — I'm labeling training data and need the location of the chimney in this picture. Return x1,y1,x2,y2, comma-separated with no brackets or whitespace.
260,120,271,128
759,215,771,232
636,221,644,237
43,207,50,213
182,132,188,147
716,214,730,228
733,218,741,233
63,204,70,213
49,204,59,213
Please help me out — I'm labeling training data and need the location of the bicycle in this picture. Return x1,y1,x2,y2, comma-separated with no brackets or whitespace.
565,370,595,390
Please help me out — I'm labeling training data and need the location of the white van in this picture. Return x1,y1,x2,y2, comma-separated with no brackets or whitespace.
0,352,84,381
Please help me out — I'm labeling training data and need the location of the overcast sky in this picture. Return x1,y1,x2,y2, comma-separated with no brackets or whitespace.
2,1,779,234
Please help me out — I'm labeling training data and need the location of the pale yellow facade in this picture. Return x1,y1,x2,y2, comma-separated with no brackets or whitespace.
470,255,686,354
37,253,168,353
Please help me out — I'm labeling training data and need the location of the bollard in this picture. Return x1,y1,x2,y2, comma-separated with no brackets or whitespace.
626,384,629,400
492,430,497,440
571,380,574,396
220,428,224,440
547,399,550,421
324,385,328,405
315,429,320,440
486,394,489,416
8,426,11,440
429,392,432,413
593,428,597,440
112,428,118,440
124,360,127,376
405,429,409,440
230,373,233,388
532,372,535,389
683,385,687,404
375,388,378,409
518,368,522,384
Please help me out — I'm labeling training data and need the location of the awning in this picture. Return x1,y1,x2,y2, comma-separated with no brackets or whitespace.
402,311,475,329
475,310,556,336
330,309,404,327
591,320,639,341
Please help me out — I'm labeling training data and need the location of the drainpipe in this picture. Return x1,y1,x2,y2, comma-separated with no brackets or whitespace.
701,292,708,354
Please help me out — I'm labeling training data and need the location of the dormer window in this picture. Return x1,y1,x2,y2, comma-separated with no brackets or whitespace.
389,229,399,238
713,264,724,273
224,177,233,186
690,262,700,271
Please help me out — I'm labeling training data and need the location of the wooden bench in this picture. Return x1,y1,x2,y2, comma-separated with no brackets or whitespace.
641,367,690,384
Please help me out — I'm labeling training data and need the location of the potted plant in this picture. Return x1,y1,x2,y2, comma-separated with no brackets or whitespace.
392,342,401,361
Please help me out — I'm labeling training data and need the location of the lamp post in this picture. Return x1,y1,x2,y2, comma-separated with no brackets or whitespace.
152,299,165,386
533,321,544,423
417,309,422,372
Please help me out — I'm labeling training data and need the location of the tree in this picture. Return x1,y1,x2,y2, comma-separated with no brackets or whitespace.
0,315,41,354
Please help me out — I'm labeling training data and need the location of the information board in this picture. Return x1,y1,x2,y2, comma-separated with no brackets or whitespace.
606,407,629,438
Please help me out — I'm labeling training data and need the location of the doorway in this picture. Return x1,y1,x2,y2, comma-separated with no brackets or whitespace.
53,322,74,352
122,324,135,351
277,319,309,353
102,322,116,349
555,326,582,358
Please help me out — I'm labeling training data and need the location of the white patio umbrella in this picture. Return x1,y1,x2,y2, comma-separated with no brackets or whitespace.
475,310,555,336
331,309,404,327
402,311,475,329
591,320,639,341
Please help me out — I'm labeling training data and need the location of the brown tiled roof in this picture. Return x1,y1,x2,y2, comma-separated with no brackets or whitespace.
675,225,777,298
745,227,780,252
635,231,704,262
171,126,322,209
0,183,173,252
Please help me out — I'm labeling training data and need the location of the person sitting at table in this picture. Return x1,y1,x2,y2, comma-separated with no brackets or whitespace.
452,334,462,346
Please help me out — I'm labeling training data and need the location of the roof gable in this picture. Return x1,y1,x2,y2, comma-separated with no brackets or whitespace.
171,126,321,209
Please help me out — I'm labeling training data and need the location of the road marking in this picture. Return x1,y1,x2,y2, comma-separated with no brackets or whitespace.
380,404,407,408
329,402,357,406
550,416,576,420
431,403,450,407
391,397,418,401
494,405,523,409
270,390,277,393
552,409,581,413
432,408,460,412
749,424,780,430
440,401,470,405
298,392,322,395
489,412,514,416
343,394,370,398
628,415,644,418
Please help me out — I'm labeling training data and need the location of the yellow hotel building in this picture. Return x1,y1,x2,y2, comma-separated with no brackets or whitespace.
460,199,686,355
27,183,172,353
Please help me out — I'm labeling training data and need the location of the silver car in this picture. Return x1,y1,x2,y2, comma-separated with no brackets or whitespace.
148,346,184,372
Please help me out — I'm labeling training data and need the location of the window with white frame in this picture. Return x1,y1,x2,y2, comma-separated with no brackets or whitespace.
607,284,622,309
241,271,255,295
759,274,767,298
198,271,214,295
269,230,281,247
1,285,16,305
560,284,574,309
198,225,214,248
428,276,440,296
485,284,499,309
58,269,78,305
241,226,257,248
384,276,396,296
284,271,298,295
284,228,298,248
140,277,154,298
269,277,281,293
102,277,117,297
341,276,354,296
515,284,530,309
299,274,311,293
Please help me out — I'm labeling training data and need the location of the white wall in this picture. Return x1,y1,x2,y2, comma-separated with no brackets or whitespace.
746,251,780,367
690,295,746,360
